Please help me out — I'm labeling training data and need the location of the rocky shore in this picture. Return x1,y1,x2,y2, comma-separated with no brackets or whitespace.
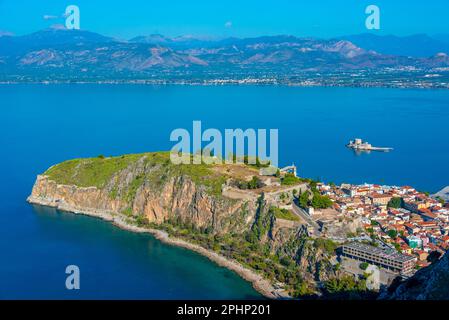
27,194,289,299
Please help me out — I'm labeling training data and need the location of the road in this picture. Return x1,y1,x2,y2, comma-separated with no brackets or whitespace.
291,202,322,236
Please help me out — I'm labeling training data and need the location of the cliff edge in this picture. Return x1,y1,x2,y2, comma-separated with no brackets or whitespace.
28,152,345,298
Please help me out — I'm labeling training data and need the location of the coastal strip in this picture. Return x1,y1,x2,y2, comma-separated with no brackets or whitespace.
27,195,288,300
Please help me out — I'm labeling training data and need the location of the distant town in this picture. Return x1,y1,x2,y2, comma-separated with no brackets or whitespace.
2,71,449,89
2,29,449,89
221,160,449,290
313,180,449,280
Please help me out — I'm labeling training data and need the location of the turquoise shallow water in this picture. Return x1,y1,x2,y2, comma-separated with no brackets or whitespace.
0,84,448,299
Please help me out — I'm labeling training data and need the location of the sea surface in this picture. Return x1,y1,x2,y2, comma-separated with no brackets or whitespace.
1,84,448,299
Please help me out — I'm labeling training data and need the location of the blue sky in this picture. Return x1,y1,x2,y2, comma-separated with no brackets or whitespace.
1,0,448,39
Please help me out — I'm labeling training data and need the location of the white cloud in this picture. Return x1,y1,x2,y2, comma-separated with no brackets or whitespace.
43,15,59,20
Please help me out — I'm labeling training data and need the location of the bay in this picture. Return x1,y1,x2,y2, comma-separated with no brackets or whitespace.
0,84,448,299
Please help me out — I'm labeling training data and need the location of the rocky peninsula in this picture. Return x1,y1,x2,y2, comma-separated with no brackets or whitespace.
27,152,361,299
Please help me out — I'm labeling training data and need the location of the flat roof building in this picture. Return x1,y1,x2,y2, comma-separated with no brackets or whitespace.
341,242,416,275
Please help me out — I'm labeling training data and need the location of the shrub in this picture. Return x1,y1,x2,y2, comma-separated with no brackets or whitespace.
272,207,299,221
387,197,403,209
387,229,398,239
311,192,333,209
359,262,369,270
282,173,301,186
314,238,337,254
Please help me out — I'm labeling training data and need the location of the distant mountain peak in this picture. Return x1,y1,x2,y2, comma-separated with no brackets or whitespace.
325,40,367,58
13,28,116,48
2,29,449,83
340,33,449,57
130,34,171,43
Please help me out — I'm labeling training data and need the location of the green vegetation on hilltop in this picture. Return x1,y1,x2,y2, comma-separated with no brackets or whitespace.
281,173,302,186
45,153,145,188
44,152,227,196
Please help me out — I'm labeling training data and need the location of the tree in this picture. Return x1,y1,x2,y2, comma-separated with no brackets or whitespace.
359,262,369,270
311,192,333,209
387,229,398,239
323,275,366,296
387,197,403,209
392,242,401,253
247,176,263,189
282,173,301,186
314,238,337,254
299,191,310,208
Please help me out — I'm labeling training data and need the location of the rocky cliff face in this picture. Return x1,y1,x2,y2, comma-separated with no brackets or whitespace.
381,251,449,300
28,153,340,297
29,163,255,236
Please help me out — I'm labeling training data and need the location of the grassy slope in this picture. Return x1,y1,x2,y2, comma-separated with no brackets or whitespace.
44,152,227,196
42,152,362,298
272,207,300,221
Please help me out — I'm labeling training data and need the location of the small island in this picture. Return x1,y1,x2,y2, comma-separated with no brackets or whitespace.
346,138,393,152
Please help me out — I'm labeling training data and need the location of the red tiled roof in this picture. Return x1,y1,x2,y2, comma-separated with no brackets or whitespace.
419,221,437,226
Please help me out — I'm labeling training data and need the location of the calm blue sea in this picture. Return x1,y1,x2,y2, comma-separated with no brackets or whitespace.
0,84,448,299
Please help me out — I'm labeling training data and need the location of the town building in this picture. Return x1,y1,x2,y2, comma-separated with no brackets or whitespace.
341,242,416,275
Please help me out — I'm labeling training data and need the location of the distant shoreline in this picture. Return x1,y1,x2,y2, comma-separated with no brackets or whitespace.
1,81,449,90
27,195,289,300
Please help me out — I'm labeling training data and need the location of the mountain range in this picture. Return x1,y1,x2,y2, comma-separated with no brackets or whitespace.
341,33,449,58
1,28,449,84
